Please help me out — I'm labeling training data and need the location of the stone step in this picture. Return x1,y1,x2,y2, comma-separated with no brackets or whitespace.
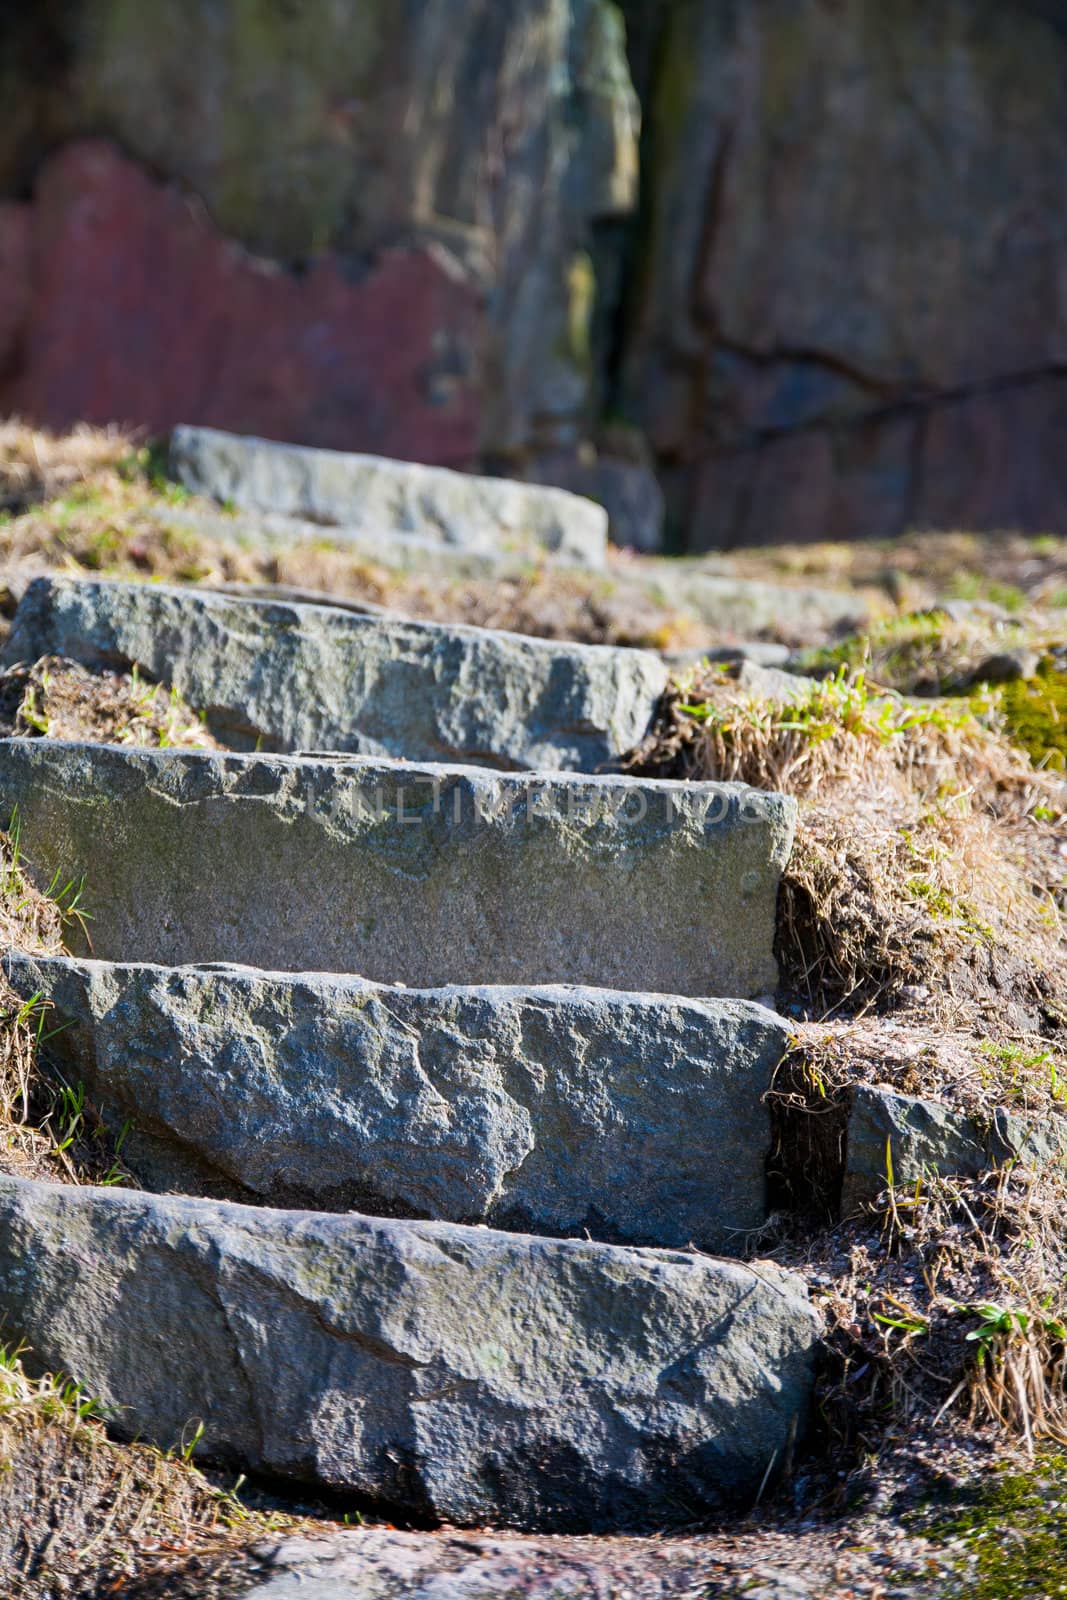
170,425,608,569
3,576,668,773
842,1084,1067,1211
158,502,564,580
157,501,870,643
6,953,791,1252
652,567,867,643
0,743,794,996
0,1176,819,1531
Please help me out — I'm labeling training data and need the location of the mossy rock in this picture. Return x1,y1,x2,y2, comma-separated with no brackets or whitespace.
998,659,1067,771
922,1454,1067,1599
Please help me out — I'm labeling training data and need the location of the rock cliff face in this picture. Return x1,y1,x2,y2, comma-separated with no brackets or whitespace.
2,0,1066,546
0,141,482,466
0,0,637,465
616,0,1067,546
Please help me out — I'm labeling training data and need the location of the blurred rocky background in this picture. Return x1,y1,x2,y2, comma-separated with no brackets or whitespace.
1,0,1066,552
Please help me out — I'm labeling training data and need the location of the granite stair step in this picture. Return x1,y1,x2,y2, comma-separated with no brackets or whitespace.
5,952,791,1252
2,575,668,773
0,742,795,997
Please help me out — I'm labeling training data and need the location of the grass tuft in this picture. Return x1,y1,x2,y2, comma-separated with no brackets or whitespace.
631,662,1066,1032
0,821,134,1188
0,656,221,751
0,1342,298,1597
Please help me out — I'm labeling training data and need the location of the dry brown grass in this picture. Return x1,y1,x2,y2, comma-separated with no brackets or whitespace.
720,527,1067,613
0,1344,297,1599
779,808,1064,1032
632,665,1066,1038
0,637,228,1185
787,1163,1067,1462
0,823,68,1182
0,820,139,1188
0,647,224,1190
627,659,1067,1463
0,655,221,751
0,420,137,515
786,1017,1065,1130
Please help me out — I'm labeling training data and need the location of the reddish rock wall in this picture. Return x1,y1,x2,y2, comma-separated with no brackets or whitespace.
0,142,483,467
4,3,1067,547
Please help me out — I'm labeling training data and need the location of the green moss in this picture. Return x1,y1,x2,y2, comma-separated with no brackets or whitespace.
904,875,958,921
796,612,954,690
77,526,124,571
922,1455,1067,1598
679,665,981,748
564,251,597,374
947,572,1027,612
976,1039,1057,1102
998,662,1067,771
799,622,1066,771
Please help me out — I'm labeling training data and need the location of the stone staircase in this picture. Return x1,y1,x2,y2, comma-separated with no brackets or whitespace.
158,424,869,642
6,575,668,770
0,572,821,1534
170,426,610,568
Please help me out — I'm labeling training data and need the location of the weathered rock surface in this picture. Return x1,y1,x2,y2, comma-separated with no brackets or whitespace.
155,503,870,644
991,1106,1067,1170
650,568,868,644
842,1085,1067,1210
230,1527,827,1599
171,427,608,567
4,6,1067,546
5,954,789,1250
0,1177,820,1530
619,0,1067,547
0,142,482,469
526,453,666,552
0,742,795,997
0,0,638,462
3,576,667,771
842,1087,988,1211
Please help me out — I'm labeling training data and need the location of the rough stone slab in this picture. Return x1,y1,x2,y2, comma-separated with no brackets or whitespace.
0,1177,820,1531
231,1527,795,1599
158,503,563,580
170,426,608,568
154,505,871,641
3,576,668,772
991,1106,1067,1170
0,742,795,997
664,643,794,670
842,1085,1067,1210
660,571,868,643
6,954,790,1251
